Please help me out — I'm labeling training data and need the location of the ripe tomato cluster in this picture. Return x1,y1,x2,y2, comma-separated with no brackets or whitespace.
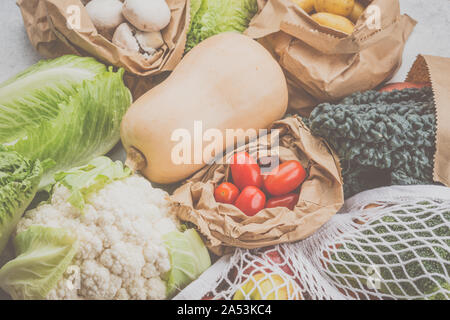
214,152,307,216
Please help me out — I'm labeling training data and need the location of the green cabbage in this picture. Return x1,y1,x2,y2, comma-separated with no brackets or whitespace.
0,148,42,254
0,226,78,300
186,0,258,52
163,228,212,297
0,55,132,189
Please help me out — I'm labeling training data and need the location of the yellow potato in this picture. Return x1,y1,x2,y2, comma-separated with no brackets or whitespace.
349,1,365,23
291,0,315,13
314,0,355,17
311,12,355,34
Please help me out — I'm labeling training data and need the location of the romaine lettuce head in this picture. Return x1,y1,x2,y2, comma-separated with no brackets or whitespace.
0,55,132,189
186,0,258,52
0,226,77,300
0,147,42,254
163,229,211,297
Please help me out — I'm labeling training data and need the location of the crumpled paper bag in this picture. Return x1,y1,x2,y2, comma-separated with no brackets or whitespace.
171,116,344,255
245,0,416,114
17,0,190,98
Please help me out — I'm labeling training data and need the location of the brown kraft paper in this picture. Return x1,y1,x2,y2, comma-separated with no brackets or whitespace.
245,0,416,115
171,116,344,255
16,0,190,99
406,55,450,188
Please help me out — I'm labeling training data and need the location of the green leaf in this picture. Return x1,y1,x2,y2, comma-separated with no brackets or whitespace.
0,55,132,189
0,226,78,300
163,229,211,297
54,156,131,210
0,148,42,254
186,0,258,52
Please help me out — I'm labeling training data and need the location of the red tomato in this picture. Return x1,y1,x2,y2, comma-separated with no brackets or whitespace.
265,250,295,277
214,182,239,204
379,82,430,92
234,186,266,216
264,160,306,196
231,152,263,190
266,193,299,211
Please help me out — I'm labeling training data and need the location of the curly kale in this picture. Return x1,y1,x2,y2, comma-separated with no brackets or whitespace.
305,87,436,198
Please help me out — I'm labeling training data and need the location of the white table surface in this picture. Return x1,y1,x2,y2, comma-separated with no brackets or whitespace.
1,0,449,83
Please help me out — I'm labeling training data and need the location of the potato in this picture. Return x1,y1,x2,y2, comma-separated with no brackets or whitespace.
314,0,355,17
349,1,365,23
311,12,355,34
291,0,315,13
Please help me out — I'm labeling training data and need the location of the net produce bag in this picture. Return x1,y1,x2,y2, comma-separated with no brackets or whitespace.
174,185,450,300
245,0,416,114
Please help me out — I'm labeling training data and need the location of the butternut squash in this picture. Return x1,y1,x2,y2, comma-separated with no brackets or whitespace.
121,32,288,184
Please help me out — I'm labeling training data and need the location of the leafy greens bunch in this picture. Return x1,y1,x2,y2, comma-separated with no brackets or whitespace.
0,55,132,189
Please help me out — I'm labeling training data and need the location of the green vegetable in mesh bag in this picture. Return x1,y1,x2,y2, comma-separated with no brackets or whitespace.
325,202,449,300
186,0,258,52
0,147,42,255
306,87,436,198
0,55,132,189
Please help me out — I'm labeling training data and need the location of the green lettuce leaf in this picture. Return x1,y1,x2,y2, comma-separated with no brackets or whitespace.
0,226,78,300
163,229,211,297
186,0,258,52
0,147,42,254
53,156,131,210
0,55,132,189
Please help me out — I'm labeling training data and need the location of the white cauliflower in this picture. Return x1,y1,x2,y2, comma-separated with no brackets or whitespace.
18,175,178,300
0,157,210,300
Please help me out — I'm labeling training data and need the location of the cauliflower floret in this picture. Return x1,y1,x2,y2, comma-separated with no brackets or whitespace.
17,175,178,300
80,260,122,299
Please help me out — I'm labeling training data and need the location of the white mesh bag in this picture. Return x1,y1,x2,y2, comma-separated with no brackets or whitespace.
174,186,450,300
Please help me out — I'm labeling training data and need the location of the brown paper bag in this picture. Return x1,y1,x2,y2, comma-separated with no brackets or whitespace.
406,55,450,188
171,116,344,255
245,0,416,114
17,0,190,98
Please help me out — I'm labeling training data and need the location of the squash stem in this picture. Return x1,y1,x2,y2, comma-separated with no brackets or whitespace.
125,147,147,172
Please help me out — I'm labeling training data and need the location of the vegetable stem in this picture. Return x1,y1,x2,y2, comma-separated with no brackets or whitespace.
125,147,147,172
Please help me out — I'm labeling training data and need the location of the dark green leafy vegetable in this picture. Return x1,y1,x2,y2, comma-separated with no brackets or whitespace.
306,87,436,198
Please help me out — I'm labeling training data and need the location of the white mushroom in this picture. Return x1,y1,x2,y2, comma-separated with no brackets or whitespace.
112,23,140,53
122,0,171,32
135,31,165,54
85,0,125,39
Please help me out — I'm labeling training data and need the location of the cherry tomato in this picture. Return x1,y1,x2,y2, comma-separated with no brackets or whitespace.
214,182,240,204
264,160,306,196
266,193,299,210
234,186,266,217
379,82,429,92
231,152,263,190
